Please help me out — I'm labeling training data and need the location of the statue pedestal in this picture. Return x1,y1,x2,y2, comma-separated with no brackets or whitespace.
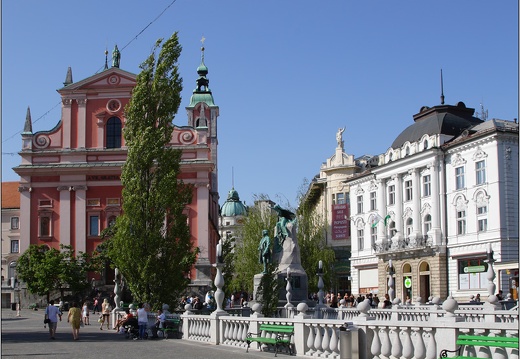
253,266,309,303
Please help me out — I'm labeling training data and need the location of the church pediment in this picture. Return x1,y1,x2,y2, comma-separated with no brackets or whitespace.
58,68,136,93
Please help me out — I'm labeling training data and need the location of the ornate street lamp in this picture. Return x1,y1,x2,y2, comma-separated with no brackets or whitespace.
388,259,395,301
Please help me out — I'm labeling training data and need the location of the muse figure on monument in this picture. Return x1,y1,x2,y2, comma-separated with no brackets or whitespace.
272,204,299,266
258,230,271,274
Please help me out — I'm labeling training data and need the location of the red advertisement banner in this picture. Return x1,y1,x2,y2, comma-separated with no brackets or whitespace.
332,204,350,240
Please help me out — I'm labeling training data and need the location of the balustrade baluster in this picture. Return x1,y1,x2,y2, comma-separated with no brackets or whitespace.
412,327,426,359
223,321,230,344
381,327,391,358
390,327,403,359
322,324,331,357
237,322,245,346
401,327,413,359
424,328,436,359
490,330,508,359
370,326,382,359
232,321,239,344
314,325,323,356
306,324,316,356
329,325,339,358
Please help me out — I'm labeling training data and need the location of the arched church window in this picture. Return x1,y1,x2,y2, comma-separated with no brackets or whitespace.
106,117,122,149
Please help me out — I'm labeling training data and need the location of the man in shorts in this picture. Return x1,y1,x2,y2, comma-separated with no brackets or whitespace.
45,300,62,340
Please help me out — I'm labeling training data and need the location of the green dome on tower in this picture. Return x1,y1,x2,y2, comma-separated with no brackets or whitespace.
221,188,247,217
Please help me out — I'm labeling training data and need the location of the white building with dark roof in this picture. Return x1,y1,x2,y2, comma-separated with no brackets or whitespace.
345,101,518,302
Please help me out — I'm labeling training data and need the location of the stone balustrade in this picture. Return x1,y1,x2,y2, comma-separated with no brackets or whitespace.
180,301,519,359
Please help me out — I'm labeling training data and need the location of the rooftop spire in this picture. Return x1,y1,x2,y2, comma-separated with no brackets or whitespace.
440,69,445,105
104,49,109,70
63,67,73,86
201,36,206,63
195,36,210,92
23,106,33,134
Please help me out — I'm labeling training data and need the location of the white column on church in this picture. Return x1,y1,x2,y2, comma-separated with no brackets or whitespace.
77,98,87,148
75,186,87,254
57,186,71,247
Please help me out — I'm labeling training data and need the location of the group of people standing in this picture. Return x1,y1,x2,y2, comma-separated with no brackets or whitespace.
44,296,113,341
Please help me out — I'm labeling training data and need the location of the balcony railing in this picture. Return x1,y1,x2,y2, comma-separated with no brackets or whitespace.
372,234,434,254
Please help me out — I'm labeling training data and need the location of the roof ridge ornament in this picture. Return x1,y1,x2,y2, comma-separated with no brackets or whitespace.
440,69,445,105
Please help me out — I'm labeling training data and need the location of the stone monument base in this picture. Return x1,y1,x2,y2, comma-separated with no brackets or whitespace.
253,265,309,304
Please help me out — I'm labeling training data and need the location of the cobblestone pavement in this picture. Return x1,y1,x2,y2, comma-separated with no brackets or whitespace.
1,308,281,359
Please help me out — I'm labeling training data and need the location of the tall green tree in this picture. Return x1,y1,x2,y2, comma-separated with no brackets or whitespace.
296,179,336,293
16,244,101,302
229,195,278,295
106,33,198,309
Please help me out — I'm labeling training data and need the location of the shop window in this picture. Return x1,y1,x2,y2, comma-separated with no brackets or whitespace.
458,258,488,290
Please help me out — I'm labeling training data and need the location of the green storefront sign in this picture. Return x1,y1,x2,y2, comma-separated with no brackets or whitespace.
464,265,486,273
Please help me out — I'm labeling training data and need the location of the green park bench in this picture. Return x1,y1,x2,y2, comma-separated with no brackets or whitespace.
439,334,519,359
157,317,181,339
246,323,294,357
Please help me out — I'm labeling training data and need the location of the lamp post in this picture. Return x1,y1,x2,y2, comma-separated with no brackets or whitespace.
15,276,21,317
485,243,500,308
285,267,293,310
317,260,324,305
212,240,226,315
388,259,395,301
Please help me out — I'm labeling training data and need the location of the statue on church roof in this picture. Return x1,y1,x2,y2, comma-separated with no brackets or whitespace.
336,127,345,148
112,45,121,68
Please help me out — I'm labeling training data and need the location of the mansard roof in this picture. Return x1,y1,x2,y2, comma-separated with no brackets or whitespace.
392,102,483,149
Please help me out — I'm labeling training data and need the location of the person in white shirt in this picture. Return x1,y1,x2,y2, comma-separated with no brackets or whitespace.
137,303,150,339
45,300,62,340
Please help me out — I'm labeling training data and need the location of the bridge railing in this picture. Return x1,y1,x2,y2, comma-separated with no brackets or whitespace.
181,300,519,359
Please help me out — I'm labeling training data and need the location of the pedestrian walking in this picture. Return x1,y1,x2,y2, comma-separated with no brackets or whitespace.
67,301,82,340
99,298,111,330
44,300,62,340
82,301,90,325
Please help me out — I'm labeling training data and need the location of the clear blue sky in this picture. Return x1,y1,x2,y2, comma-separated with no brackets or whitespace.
2,0,518,208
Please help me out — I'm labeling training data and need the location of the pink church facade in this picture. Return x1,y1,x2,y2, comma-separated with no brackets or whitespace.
14,48,220,290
